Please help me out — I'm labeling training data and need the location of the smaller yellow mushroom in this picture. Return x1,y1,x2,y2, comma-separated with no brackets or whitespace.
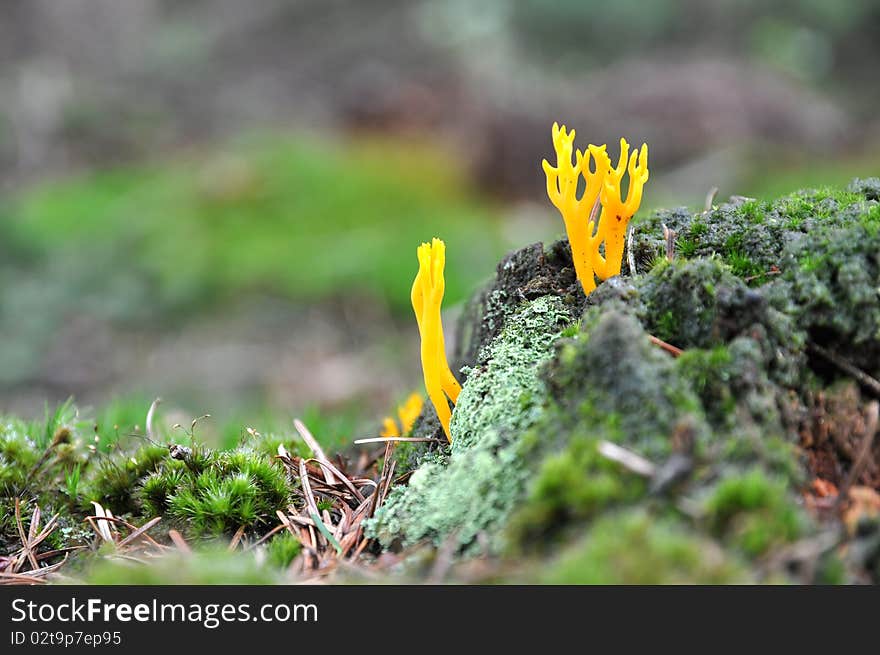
411,238,461,442
379,392,424,438
380,418,400,439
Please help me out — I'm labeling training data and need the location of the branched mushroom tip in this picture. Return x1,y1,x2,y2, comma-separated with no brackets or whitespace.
411,238,461,442
543,123,650,293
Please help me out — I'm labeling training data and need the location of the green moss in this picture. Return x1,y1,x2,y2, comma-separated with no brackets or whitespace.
728,250,763,280
509,309,707,547
75,430,291,539
740,199,768,224
690,220,708,236
0,408,93,554
266,531,302,569
153,448,289,537
630,180,874,288
706,469,804,557
509,426,647,545
636,257,744,348
676,346,736,426
769,215,880,378
0,419,41,496
678,237,698,258
139,468,187,517
560,323,580,338
655,310,679,342
544,309,704,455
83,444,169,514
538,510,749,584
492,287,807,579
632,257,806,391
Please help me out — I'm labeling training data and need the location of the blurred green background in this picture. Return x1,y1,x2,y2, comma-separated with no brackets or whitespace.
1,0,878,449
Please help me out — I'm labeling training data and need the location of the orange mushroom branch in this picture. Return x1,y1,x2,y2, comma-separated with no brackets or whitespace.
596,139,649,279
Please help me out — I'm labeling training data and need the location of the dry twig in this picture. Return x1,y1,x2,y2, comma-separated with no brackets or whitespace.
649,335,683,357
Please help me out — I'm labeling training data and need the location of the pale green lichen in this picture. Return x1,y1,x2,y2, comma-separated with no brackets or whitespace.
366,295,572,551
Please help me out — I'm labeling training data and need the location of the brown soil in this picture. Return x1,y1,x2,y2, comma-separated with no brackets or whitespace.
799,382,880,492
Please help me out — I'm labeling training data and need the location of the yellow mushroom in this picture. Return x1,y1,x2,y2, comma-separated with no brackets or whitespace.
396,392,424,434
380,417,401,439
543,125,649,291
379,392,424,438
542,123,611,293
411,238,461,442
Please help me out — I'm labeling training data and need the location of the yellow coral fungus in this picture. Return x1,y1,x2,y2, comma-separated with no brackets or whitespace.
542,123,611,294
411,238,461,442
542,124,649,293
379,392,424,438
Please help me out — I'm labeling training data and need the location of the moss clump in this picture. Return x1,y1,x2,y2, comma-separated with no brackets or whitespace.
706,469,804,557
156,448,290,536
83,444,170,515
0,399,297,562
634,259,807,389
70,420,296,540
0,408,92,554
0,420,42,497
138,467,187,517
367,295,573,551
509,424,648,545
544,309,704,451
266,531,302,569
768,220,880,379
675,346,737,426
536,510,749,584
636,257,769,348
631,183,877,287
506,304,806,578
675,335,795,447
509,309,707,545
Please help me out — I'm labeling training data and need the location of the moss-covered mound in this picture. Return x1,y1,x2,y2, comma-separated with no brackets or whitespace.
368,177,880,583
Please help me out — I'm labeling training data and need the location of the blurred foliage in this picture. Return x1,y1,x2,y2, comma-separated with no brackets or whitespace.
87,394,361,454
77,547,288,585
0,133,507,401
444,0,880,90
6,133,504,316
740,152,880,201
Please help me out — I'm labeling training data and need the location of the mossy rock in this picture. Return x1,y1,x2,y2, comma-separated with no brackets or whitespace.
372,178,880,582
